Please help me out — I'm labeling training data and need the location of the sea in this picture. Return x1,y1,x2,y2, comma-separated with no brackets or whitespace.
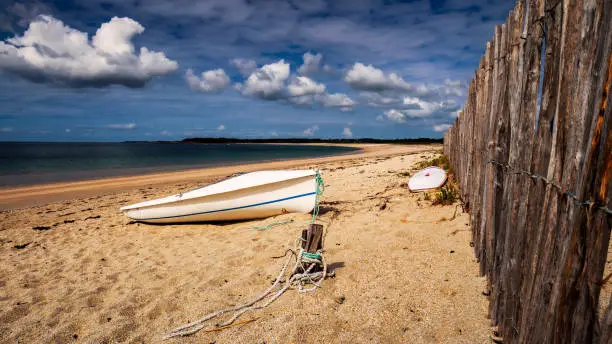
0,142,359,187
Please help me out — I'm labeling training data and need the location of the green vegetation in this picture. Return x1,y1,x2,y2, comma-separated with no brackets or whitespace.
432,185,458,206
413,154,460,206
413,154,452,172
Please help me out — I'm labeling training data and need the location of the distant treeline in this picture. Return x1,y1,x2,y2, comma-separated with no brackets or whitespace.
175,137,443,144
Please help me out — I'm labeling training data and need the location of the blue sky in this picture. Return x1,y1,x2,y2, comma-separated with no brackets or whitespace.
0,0,514,141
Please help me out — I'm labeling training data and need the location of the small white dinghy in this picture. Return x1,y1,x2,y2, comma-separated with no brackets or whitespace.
121,170,320,223
408,166,447,192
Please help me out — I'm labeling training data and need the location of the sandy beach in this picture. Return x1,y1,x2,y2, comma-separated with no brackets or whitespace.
1,144,495,343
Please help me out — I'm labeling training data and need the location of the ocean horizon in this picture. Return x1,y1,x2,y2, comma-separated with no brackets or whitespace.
0,142,360,187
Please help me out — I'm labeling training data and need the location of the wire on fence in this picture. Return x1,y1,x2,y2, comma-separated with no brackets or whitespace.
488,159,612,216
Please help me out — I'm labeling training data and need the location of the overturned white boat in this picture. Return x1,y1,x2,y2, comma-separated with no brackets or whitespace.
120,170,320,223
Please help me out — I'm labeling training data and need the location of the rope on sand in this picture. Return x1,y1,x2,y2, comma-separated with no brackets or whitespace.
164,248,328,339
164,171,330,339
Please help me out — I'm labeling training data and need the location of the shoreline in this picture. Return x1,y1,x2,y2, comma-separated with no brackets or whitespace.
0,143,439,210
0,143,360,188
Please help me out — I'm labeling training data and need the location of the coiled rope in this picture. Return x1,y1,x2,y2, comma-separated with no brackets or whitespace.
165,170,329,339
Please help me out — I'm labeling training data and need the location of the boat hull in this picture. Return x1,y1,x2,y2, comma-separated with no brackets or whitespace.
122,173,317,223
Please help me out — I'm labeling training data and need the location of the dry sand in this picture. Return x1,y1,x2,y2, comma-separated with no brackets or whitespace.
0,144,495,343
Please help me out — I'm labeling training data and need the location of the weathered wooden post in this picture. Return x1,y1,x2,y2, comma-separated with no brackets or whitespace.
298,224,324,273
301,224,324,253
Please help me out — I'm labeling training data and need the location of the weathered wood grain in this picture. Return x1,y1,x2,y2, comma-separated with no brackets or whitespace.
489,14,513,323
441,0,611,342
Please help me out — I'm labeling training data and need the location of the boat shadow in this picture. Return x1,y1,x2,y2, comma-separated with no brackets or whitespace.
130,219,270,227
127,208,342,228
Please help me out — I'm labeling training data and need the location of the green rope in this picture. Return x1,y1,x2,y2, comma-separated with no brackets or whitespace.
252,219,294,231
301,251,322,260
311,171,325,224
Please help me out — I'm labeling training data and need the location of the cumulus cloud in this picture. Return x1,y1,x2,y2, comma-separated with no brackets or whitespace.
433,123,452,132
342,127,353,138
344,63,412,91
230,58,257,77
0,15,178,88
381,97,461,123
186,68,230,93
303,125,319,136
383,109,409,123
381,97,457,123
160,130,171,136
217,124,226,131
443,79,466,96
107,123,136,129
287,76,326,97
444,79,460,87
240,59,290,99
360,92,403,108
401,97,442,118
315,92,355,108
297,52,322,75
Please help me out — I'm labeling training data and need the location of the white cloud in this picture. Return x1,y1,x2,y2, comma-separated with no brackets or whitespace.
384,97,447,123
0,127,13,132
443,79,466,97
342,127,353,138
287,76,326,97
107,123,136,129
444,79,462,87
433,123,452,132
315,92,355,108
217,124,226,131
297,52,322,75
186,68,230,93
361,92,402,108
401,97,440,118
383,109,409,123
240,59,290,99
65,128,71,133
443,86,463,97
269,131,279,137
303,125,319,136
0,16,178,87
376,115,384,121
451,109,461,118
344,63,412,91
381,96,456,123
378,97,460,122
160,130,171,136
230,58,257,77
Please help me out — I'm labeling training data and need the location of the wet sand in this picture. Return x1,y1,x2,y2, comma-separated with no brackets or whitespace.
0,144,496,343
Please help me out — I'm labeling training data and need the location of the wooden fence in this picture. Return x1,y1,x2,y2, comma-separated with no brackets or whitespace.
442,0,611,342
